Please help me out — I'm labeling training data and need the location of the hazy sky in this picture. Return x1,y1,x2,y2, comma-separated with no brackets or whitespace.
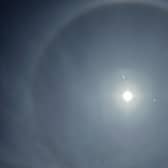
1,0,168,167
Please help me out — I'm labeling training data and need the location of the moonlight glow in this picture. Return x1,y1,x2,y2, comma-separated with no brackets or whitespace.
122,90,134,103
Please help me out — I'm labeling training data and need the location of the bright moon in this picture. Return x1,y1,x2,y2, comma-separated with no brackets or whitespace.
122,90,134,103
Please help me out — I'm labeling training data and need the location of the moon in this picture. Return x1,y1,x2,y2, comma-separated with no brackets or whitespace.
122,90,134,103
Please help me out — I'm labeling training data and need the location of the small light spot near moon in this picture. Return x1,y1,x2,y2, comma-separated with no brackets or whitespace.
121,74,127,80
152,98,157,103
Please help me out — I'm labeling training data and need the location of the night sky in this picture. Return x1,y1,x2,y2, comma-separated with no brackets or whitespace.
1,0,168,167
